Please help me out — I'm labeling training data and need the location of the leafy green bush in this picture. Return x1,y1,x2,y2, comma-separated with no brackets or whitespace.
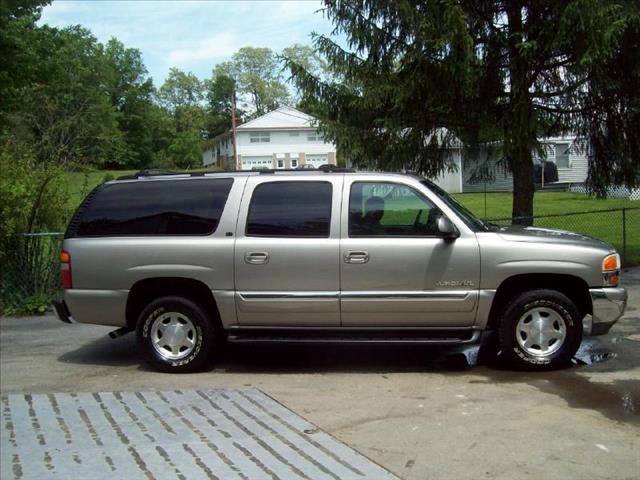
2,294,52,316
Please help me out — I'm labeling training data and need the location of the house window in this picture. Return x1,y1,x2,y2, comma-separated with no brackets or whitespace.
277,159,284,168
291,158,298,168
307,131,321,142
289,131,299,137
555,143,570,168
250,132,270,143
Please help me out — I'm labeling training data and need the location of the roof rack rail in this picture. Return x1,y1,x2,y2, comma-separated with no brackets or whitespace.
114,166,355,181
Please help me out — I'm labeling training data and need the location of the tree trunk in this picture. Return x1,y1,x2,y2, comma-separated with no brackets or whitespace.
506,1,535,226
511,144,534,225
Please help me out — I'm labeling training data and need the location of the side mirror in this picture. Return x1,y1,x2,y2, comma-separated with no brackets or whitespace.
437,216,459,240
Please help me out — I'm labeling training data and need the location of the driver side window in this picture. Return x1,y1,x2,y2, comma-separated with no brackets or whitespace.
349,182,440,237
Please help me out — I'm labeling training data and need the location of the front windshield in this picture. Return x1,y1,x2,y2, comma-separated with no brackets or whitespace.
420,179,489,232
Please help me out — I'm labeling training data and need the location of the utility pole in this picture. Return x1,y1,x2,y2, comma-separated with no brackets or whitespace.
231,90,239,170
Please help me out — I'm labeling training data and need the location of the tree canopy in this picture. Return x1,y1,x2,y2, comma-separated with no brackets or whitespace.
287,0,640,221
0,0,317,235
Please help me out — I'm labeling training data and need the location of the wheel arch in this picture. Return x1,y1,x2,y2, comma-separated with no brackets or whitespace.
486,273,592,330
126,277,222,331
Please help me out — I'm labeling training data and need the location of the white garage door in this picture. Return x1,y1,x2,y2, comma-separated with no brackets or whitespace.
305,154,328,168
242,156,273,170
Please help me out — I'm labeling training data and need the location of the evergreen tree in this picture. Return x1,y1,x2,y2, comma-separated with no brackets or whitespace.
287,0,640,222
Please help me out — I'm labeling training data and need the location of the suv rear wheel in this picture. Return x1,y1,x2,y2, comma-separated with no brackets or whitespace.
136,296,216,373
498,289,582,370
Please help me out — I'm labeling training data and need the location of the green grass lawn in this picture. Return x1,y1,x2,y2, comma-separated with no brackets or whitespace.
65,171,639,265
453,192,639,266
452,191,637,219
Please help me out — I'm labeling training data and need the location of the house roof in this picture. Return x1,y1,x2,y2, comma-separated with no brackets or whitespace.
237,106,316,131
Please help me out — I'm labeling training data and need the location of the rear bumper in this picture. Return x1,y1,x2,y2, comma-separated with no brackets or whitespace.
52,300,74,324
589,287,628,335
62,289,128,327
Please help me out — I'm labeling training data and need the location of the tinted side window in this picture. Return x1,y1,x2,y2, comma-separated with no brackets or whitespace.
349,182,439,237
76,178,233,236
246,182,332,237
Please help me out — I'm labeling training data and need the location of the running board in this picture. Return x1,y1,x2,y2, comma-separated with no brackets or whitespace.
226,328,481,345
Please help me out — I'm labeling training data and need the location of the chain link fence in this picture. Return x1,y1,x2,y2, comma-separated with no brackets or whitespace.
0,233,63,314
1,207,638,315
486,207,639,267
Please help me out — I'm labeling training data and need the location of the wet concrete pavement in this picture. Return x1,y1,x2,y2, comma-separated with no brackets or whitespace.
1,270,639,479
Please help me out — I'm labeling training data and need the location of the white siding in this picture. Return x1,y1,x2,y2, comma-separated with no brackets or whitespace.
460,136,589,192
551,140,589,184
202,148,216,166
428,151,463,193
237,130,335,154
462,151,513,192
235,130,337,170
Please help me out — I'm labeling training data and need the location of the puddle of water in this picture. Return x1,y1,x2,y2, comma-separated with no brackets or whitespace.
573,338,618,366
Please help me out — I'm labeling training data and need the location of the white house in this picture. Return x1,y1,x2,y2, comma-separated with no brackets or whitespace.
429,135,589,193
202,106,338,170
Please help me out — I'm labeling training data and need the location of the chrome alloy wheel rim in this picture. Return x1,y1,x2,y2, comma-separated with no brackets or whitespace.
150,312,197,360
516,307,567,357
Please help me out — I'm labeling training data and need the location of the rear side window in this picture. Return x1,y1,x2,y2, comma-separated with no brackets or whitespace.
74,178,233,236
246,181,332,237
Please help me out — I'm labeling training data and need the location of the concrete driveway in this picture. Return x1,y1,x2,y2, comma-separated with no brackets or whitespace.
2,271,639,479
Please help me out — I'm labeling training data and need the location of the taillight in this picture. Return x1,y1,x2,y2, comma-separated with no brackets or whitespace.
60,250,72,289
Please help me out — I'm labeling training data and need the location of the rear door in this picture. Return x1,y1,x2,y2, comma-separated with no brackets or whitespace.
234,175,343,326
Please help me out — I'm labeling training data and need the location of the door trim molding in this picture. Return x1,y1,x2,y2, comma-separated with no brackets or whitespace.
341,291,470,299
238,290,471,300
239,291,339,300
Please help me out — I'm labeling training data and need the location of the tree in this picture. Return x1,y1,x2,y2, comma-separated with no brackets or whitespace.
578,0,640,197
157,67,206,133
204,66,238,140
104,38,155,168
2,24,124,168
221,47,290,117
282,43,329,109
168,130,202,169
0,0,50,123
287,0,640,223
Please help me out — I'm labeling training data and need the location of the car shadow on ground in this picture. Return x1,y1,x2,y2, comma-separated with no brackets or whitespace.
58,333,141,367
57,329,640,425
57,334,473,372
57,328,640,374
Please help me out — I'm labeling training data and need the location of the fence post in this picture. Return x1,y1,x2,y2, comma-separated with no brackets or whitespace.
622,208,627,266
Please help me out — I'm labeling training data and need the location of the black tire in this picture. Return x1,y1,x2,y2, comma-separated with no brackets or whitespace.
497,289,582,370
136,296,216,373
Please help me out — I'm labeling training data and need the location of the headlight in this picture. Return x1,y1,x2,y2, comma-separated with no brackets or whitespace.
602,253,620,287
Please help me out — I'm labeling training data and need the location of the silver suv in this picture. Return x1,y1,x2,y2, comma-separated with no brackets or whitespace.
54,170,627,372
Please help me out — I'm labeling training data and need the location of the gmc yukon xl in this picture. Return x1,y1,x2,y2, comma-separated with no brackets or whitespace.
54,170,628,372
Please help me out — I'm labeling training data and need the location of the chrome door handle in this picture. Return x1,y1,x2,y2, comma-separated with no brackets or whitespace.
344,251,369,264
245,252,269,265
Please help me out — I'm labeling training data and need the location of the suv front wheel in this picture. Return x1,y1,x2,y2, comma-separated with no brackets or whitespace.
498,289,583,370
136,296,216,373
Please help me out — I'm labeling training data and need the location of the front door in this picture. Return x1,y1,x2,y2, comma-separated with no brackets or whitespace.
340,178,480,326
234,176,343,326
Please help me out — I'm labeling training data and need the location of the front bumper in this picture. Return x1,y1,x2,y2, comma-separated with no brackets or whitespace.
589,287,628,335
